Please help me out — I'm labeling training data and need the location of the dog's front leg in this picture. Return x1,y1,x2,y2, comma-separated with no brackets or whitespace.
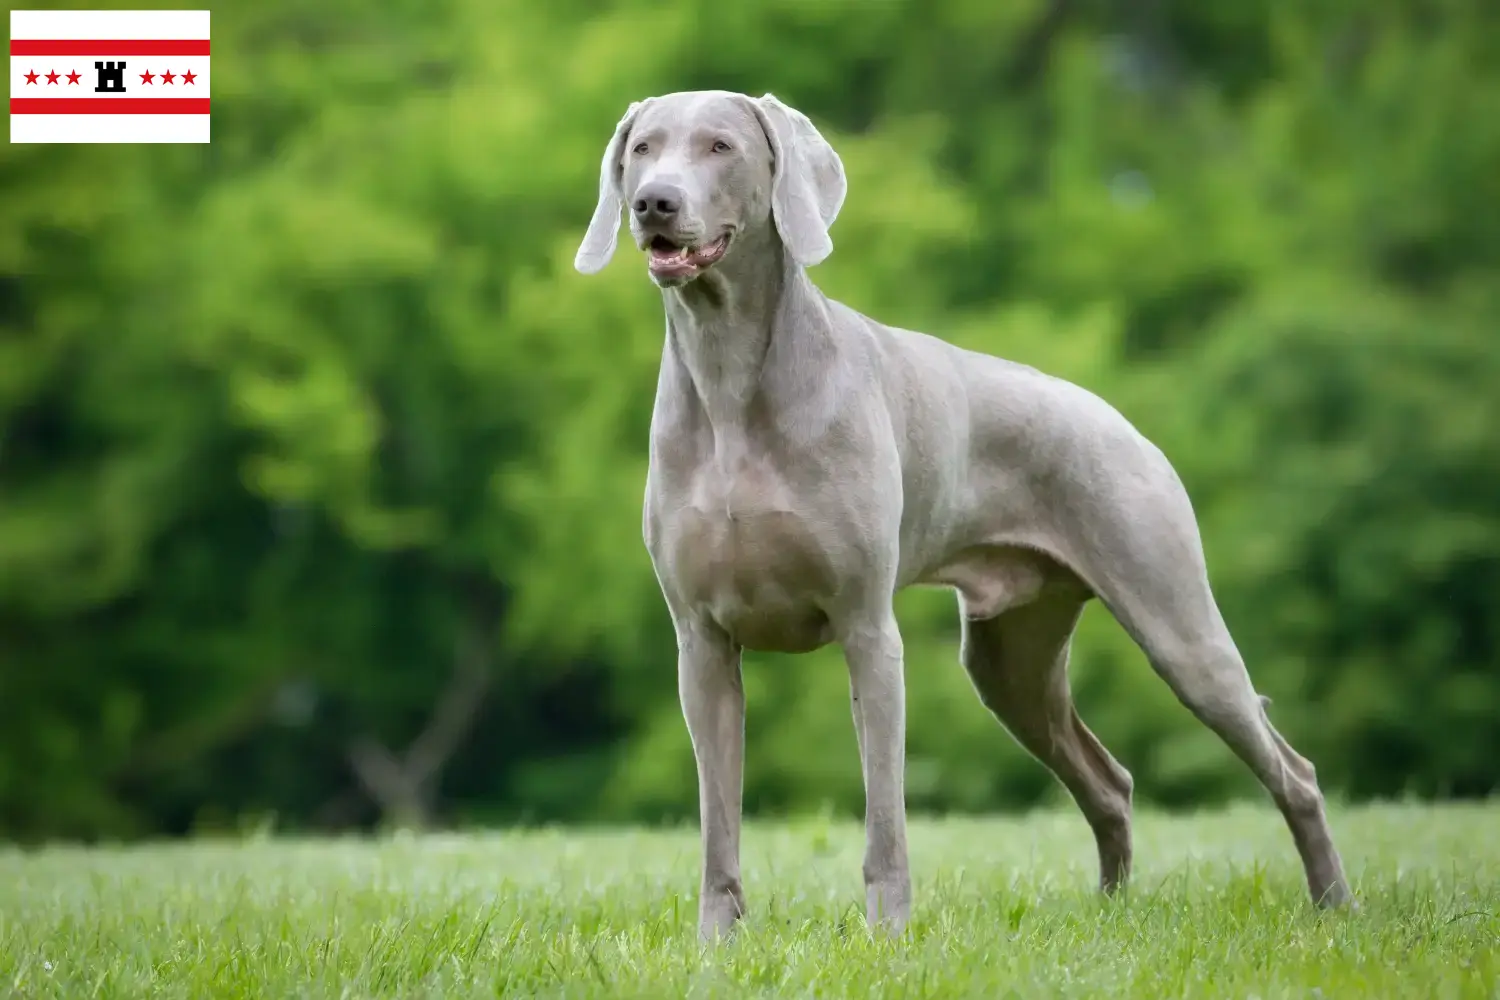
843,612,911,935
677,621,746,941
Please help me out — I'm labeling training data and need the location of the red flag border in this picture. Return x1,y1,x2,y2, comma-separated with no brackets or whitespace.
10,97,211,115
11,39,210,56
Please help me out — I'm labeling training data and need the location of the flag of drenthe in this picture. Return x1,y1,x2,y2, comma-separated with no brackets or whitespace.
10,10,210,143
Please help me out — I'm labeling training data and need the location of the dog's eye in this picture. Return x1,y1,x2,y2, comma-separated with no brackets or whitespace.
632,141,649,155
711,140,732,154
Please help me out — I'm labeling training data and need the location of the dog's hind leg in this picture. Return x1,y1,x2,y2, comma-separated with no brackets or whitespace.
1114,592,1351,907
960,591,1135,893
1078,489,1353,908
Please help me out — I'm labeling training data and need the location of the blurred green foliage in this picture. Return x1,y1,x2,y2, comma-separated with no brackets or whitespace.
2,0,1497,840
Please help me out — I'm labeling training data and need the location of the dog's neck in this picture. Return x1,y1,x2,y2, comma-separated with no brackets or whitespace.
660,225,806,430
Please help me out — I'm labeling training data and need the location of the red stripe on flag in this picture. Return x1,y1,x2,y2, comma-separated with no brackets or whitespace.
9,39,210,56
10,97,211,115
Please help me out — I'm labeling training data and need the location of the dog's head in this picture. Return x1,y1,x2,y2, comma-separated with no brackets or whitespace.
573,90,846,287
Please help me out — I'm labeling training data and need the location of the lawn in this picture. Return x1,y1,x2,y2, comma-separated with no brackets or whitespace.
1,802,1496,998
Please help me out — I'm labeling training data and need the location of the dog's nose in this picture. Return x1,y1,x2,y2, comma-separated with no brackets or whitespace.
632,183,682,225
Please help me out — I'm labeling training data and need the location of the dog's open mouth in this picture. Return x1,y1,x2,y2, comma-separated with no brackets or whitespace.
647,234,729,281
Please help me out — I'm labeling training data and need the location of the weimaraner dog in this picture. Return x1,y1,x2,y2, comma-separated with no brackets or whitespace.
574,90,1353,939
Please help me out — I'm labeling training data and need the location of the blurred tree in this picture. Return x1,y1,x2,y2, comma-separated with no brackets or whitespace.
0,0,1496,839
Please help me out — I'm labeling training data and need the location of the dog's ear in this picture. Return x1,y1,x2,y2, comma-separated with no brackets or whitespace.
575,100,649,275
751,94,847,268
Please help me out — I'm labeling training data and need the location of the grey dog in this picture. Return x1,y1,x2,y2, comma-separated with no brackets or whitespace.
574,90,1353,940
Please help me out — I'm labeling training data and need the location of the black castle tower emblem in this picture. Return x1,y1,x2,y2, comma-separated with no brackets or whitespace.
94,60,127,93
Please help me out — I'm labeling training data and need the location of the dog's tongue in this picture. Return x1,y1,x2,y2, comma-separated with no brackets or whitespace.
649,237,727,278
649,244,698,277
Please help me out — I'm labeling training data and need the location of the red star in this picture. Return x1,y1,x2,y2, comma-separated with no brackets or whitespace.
23,69,39,85
160,69,176,84
181,69,196,85
66,70,81,85
139,69,155,84
45,69,60,85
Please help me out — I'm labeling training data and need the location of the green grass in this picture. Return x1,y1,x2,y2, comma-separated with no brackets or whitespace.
1,802,1496,998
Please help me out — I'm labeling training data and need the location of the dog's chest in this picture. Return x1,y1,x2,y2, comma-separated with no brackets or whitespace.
649,457,839,652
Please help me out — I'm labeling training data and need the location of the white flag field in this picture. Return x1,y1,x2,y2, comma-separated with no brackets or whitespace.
10,9,210,143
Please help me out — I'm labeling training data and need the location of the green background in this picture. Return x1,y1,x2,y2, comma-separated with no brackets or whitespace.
3,0,1497,840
